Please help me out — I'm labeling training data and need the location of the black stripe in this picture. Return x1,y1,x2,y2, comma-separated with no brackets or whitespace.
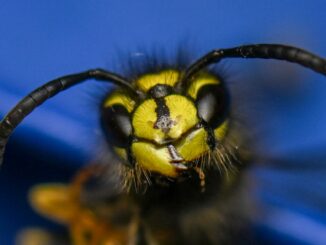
206,127,217,150
149,84,173,98
153,98,174,134
127,137,136,167
199,120,217,150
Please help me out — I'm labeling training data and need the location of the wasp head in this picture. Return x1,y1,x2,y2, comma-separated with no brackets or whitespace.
101,69,232,183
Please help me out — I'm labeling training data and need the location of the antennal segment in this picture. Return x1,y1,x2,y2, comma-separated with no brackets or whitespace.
183,44,326,82
0,69,136,165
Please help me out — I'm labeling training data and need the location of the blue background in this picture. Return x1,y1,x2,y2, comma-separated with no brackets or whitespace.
1,1,326,244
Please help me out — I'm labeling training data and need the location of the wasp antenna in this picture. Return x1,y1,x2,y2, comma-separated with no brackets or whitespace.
0,69,136,165
183,44,326,82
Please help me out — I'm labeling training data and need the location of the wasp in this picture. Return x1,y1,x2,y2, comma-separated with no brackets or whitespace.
1,44,326,245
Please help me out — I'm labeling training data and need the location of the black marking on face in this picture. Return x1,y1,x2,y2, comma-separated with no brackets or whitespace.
127,137,136,167
154,97,175,134
199,120,217,150
206,127,217,150
149,84,173,98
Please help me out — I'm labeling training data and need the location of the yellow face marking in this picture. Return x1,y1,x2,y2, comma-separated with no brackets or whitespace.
214,120,229,140
131,142,177,177
132,95,199,143
103,90,135,112
187,73,220,99
102,70,228,178
176,128,210,161
164,95,199,139
136,70,179,92
29,184,76,224
132,99,165,142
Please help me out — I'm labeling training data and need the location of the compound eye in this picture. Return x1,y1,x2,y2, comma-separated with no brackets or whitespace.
196,84,229,128
101,104,132,148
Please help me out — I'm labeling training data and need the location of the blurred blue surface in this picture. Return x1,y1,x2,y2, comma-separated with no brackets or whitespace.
1,1,326,244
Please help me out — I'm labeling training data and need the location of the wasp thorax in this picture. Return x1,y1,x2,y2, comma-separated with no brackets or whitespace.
101,69,230,178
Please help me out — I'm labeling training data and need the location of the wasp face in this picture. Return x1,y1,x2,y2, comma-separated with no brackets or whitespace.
101,70,230,178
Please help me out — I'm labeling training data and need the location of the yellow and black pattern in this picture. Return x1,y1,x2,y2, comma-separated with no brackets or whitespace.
101,69,234,185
